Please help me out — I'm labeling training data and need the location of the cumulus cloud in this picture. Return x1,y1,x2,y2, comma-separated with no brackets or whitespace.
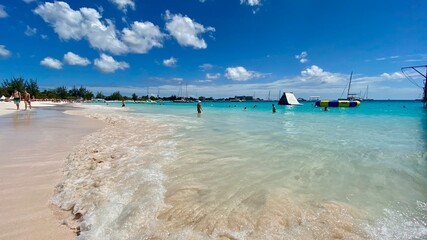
300,65,343,84
240,0,262,6
109,0,135,12
94,53,129,73
163,57,177,67
0,5,7,18
165,10,215,49
0,45,11,57
121,21,165,53
225,66,261,81
295,51,308,63
40,57,63,69
34,2,127,54
206,73,221,80
25,25,37,36
381,72,404,80
34,1,163,55
63,52,90,66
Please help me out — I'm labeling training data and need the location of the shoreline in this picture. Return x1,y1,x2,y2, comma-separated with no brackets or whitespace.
0,100,72,116
0,102,104,240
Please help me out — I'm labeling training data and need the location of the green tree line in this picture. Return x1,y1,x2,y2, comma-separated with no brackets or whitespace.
1,77,208,101
1,77,95,100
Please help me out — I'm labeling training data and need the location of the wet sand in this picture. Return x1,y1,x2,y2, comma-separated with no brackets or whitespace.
0,102,104,240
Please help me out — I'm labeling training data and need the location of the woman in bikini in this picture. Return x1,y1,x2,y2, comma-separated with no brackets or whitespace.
24,89,31,110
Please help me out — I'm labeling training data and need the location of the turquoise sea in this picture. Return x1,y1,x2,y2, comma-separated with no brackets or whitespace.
53,100,426,239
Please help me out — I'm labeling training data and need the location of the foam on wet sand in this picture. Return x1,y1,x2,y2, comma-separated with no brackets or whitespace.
0,101,104,239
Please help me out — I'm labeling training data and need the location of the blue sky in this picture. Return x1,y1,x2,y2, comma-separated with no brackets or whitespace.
0,0,426,99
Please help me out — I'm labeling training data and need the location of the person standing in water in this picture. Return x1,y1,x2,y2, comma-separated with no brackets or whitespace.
197,100,203,114
24,89,31,110
11,89,21,110
122,100,125,107
272,104,276,113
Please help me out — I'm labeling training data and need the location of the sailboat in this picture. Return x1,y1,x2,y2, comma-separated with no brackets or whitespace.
315,72,361,108
142,87,157,104
339,72,362,101
363,85,374,101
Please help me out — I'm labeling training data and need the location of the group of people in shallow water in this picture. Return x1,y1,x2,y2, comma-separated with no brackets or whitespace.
10,89,31,110
197,102,278,113
195,103,331,114
121,100,333,114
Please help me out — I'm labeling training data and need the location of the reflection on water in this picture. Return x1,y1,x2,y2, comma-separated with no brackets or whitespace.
11,110,35,128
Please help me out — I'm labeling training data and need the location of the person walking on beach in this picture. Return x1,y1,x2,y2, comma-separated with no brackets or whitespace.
197,100,203,114
122,100,125,107
11,89,21,110
272,104,276,113
24,89,31,110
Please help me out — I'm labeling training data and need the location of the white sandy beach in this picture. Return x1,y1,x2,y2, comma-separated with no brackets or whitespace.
0,101,103,240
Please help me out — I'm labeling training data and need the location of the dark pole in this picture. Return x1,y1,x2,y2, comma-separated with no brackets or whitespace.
424,67,427,102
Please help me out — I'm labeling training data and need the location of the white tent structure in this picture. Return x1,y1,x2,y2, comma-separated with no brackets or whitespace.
278,92,302,105
0,95,5,102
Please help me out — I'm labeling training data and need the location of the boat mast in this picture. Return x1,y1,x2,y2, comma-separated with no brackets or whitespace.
347,72,353,99
365,85,369,99
178,82,182,98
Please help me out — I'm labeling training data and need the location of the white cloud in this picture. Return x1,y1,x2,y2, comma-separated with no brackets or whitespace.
300,65,343,84
225,66,261,81
0,5,8,18
163,57,177,67
381,72,404,80
295,51,308,63
64,52,90,66
121,21,165,53
165,10,215,49
206,73,220,79
35,1,163,55
109,0,135,12
0,45,11,57
25,25,37,36
240,0,261,6
196,79,213,83
34,2,86,40
199,63,213,71
40,57,63,69
94,53,129,73
22,0,35,3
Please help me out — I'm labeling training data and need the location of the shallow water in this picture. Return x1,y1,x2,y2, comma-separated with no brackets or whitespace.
53,101,427,239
